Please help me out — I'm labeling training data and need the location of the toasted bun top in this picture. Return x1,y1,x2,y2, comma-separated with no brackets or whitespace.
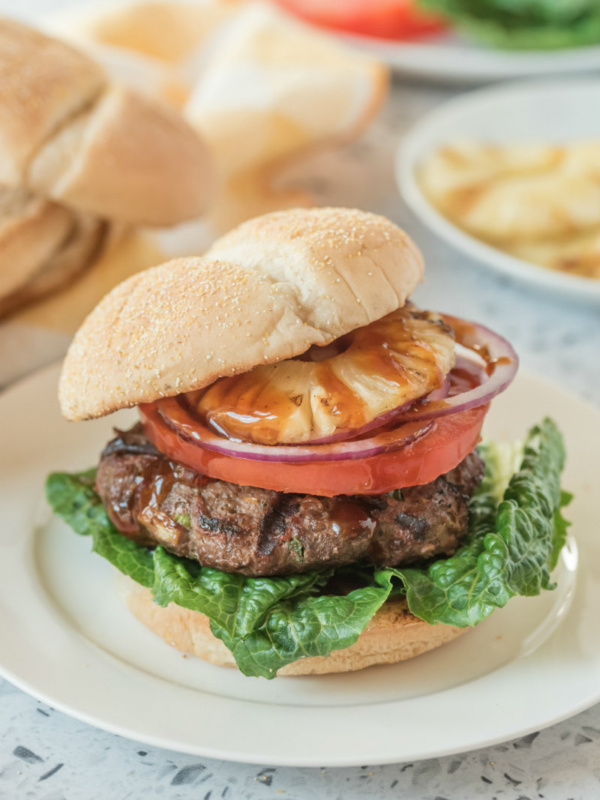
59,208,424,421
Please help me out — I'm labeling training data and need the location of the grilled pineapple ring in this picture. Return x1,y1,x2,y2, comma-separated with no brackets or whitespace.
193,306,456,445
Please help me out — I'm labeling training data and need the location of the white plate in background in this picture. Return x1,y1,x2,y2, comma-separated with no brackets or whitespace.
0,364,597,766
397,79,600,306
45,0,600,85
342,30,600,83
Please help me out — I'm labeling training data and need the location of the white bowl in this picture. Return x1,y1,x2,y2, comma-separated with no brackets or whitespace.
397,78,600,306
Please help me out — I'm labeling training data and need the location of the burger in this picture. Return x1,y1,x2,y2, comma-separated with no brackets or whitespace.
46,208,569,679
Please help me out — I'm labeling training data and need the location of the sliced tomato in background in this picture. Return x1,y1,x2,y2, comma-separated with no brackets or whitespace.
141,403,488,497
272,0,447,40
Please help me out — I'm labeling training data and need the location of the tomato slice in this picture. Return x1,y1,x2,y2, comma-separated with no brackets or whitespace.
273,0,447,41
140,403,489,497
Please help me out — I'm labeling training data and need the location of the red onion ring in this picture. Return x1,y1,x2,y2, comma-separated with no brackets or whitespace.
390,317,518,424
143,313,517,465
146,397,435,463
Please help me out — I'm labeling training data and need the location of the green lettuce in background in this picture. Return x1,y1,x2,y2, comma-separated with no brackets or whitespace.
46,418,570,679
419,0,600,49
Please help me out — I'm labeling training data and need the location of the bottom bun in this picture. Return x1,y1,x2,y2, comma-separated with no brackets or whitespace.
116,573,467,676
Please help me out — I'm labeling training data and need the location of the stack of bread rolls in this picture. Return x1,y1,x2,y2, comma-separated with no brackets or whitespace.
0,17,216,318
0,3,386,327
48,0,387,232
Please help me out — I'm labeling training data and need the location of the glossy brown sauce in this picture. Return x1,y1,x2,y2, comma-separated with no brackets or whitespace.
199,371,289,444
443,314,477,344
327,501,377,539
312,362,369,431
119,459,204,546
193,308,453,444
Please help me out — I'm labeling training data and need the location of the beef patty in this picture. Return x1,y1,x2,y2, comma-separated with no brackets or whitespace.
96,424,484,576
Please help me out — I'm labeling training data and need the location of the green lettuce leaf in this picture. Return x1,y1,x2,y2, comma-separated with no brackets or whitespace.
45,467,393,677
45,470,155,589
211,571,395,679
151,547,332,640
388,418,569,627
45,417,569,678
45,470,333,646
549,490,573,572
418,0,600,49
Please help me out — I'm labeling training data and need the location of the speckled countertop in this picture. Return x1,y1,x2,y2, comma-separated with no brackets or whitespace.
2,679,600,799
1,2,600,796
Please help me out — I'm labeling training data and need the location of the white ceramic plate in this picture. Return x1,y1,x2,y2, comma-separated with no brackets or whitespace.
342,30,600,83
397,79,600,307
0,364,598,767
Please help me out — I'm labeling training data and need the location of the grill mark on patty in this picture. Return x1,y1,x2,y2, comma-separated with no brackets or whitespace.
197,513,243,537
96,424,485,577
394,512,428,541
258,496,301,555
